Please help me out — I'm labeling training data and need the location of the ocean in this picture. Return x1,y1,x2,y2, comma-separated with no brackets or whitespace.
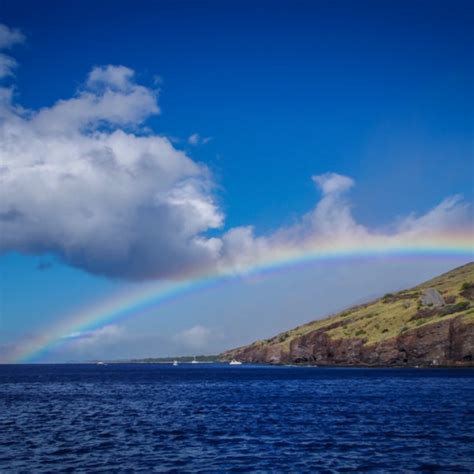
0,364,473,472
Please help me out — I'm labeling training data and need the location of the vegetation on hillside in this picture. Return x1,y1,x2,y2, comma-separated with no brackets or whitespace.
224,262,474,356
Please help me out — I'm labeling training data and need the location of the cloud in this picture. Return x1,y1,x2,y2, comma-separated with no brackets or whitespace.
0,53,17,79
218,171,471,274
0,29,224,280
174,325,212,350
0,325,126,363
0,24,25,49
188,133,212,146
396,195,470,235
61,325,124,348
87,65,136,91
31,66,159,134
312,172,354,195
0,24,472,282
218,171,367,268
0,24,25,79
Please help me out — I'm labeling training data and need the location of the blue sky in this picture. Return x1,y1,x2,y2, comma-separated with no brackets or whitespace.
0,0,472,361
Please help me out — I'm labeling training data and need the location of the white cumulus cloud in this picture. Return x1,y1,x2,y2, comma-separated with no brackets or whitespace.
0,37,224,279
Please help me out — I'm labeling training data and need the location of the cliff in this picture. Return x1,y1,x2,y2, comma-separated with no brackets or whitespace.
220,262,474,367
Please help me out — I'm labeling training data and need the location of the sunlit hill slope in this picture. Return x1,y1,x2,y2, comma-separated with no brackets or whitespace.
221,263,474,366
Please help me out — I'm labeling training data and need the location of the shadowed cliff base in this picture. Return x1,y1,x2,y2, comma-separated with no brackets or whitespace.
220,262,474,367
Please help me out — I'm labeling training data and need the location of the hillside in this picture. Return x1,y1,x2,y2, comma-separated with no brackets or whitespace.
220,262,474,366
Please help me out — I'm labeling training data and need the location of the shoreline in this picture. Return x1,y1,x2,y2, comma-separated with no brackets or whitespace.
1,361,473,369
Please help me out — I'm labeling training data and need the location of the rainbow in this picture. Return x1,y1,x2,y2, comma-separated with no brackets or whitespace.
6,231,473,363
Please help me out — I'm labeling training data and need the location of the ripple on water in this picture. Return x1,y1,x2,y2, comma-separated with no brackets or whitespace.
0,365,473,472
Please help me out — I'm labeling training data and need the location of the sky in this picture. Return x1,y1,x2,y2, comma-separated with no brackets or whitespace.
0,0,473,362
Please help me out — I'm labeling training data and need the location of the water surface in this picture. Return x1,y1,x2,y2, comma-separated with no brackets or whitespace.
1,364,473,472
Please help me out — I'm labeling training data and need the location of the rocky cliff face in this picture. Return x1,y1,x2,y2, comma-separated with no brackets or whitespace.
220,263,474,367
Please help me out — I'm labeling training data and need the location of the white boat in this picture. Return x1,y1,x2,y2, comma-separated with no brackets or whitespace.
173,360,179,366
191,356,198,364
229,359,242,365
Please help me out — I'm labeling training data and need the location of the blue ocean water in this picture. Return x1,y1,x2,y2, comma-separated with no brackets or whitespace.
0,364,473,473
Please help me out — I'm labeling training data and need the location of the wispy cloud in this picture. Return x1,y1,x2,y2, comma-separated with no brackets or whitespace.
61,325,124,349
188,133,212,146
0,24,25,49
0,24,25,78
173,325,212,350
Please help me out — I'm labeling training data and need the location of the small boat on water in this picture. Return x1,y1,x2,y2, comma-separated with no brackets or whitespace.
191,356,198,364
173,360,179,366
96,361,107,366
229,359,242,365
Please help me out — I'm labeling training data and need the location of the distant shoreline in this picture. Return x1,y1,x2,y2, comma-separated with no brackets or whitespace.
2,361,472,369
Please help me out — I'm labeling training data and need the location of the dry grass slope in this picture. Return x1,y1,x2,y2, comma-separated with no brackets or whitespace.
222,262,474,358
